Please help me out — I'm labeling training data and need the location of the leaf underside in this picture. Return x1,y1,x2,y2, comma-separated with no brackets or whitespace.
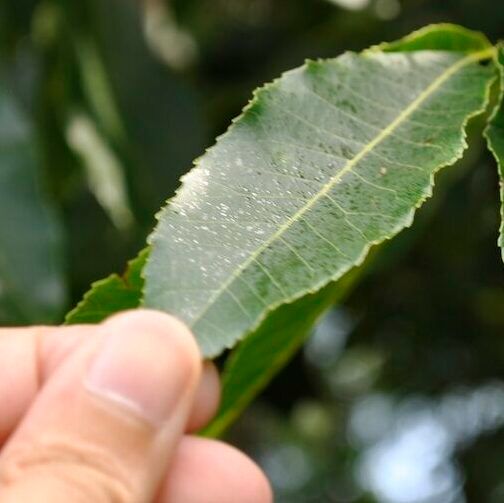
145,46,495,358
485,44,504,261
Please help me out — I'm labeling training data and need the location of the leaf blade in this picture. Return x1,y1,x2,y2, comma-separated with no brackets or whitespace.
145,47,496,357
485,45,504,261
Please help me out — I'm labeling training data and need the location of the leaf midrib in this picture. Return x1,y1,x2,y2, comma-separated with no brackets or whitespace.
190,48,495,333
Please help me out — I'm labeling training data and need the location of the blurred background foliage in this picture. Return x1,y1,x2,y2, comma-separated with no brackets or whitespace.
0,0,504,501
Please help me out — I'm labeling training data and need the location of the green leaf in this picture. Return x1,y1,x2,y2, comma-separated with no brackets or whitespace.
144,45,496,358
374,23,492,53
67,25,497,437
485,44,504,262
0,83,66,324
65,250,147,324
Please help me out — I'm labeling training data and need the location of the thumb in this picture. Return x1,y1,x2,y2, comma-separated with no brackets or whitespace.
0,310,201,503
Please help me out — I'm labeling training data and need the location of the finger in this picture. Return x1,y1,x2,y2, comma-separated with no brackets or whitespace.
44,333,221,434
0,325,95,445
0,328,40,446
0,310,200,503
186,361,220,432
0,323,219,445
158,436,273,503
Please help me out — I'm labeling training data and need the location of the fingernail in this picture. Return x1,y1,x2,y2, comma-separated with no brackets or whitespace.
84,314,195,426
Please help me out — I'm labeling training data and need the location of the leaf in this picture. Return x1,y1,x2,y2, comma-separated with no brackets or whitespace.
144,43,496,358
485,44,504,262
67,25,497,437
65,250,147,324
201,25,498,435
374,23,492,53
0,82,66,324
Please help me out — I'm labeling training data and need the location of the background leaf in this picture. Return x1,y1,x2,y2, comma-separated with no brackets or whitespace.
0,80,66,324
485,44,504,261
144,44,495,358
375,23,492,53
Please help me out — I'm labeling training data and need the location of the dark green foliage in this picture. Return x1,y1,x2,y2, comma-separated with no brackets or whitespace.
0,81,65,324
486,45,504,260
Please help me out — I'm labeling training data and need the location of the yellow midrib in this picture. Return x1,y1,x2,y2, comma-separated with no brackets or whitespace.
191,47,495,331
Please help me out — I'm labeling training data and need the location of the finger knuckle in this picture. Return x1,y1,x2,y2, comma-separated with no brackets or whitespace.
0,436,134,502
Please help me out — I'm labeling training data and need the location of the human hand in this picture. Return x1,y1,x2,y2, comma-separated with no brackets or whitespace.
0,310,272,502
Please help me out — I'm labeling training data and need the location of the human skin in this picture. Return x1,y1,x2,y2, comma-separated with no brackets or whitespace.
0,310,273,502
